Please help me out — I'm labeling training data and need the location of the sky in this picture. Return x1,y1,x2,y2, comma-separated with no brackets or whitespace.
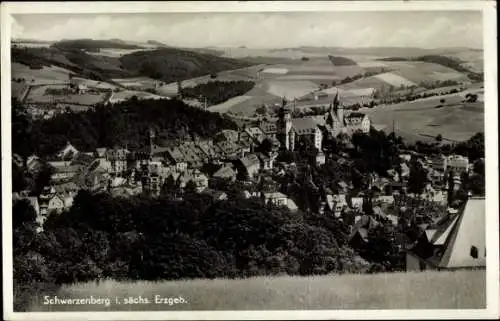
10,11,483,49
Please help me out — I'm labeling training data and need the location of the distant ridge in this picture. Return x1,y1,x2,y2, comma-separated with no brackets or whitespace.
51,38,144,50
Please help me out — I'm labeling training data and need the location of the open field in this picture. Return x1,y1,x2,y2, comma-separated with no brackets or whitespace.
25,85,109,106
375,72,417,87
112,77,157,89
209,95,253,113
365,93,484,142
266,80,319,100
108,90,166,104
12,62,73,85
384,61,471,84
25,270,485,311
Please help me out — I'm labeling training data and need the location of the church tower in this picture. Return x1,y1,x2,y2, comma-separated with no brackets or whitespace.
278,107,293,150
333,91,344,125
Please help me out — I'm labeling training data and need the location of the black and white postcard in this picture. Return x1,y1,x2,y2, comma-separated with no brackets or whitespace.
1,1,498,320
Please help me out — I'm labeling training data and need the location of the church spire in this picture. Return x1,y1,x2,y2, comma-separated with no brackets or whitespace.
333,90,340,110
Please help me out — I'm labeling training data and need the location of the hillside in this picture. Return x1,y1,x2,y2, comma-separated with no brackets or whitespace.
23,270,485,311
14,98,238,157
119,47,253,83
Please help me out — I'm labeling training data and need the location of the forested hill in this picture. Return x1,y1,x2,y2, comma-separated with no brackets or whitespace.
119,48,253,83
12,98,238,158
12,44,254,84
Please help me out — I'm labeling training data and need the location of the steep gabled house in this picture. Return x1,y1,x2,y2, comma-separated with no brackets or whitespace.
235,154,261,181
57,142,79,160
406,197,485,271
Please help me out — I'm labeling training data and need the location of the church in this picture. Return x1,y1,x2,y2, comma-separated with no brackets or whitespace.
277,92,371,152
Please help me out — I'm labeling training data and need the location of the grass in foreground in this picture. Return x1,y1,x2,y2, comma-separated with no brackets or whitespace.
26,270,485,312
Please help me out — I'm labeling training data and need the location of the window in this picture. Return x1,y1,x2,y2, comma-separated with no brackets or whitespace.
470,245,478,259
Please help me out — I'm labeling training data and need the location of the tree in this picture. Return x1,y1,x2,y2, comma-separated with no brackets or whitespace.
440,98,446,105
436,134,443,142
408,161,427,195
257,138,273,155
12,199,38,230
184,180,198,195
255,105,268,116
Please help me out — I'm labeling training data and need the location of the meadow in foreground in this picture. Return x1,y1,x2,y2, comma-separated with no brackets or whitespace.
27,269,485,311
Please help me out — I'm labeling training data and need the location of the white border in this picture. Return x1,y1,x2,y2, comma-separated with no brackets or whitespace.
1,1,498,320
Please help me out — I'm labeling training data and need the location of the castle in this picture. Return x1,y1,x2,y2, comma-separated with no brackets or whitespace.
277,92,371,151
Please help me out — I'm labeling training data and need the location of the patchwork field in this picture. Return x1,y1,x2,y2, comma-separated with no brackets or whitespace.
364,93,484,142
25,270,485,311
12,62,73,85
384,61,471,84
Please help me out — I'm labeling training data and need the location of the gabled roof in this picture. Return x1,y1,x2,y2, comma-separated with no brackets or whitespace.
437,197,485,268
213,165,236,178
239,154,260,169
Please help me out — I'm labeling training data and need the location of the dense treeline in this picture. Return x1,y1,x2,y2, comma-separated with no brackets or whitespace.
180,80,255,105
13,192,373,309
12,97,238,158
328,55,358,66
119,48,253,83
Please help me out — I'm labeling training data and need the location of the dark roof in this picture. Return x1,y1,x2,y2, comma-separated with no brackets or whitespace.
292,117,320,135
346,112,366,119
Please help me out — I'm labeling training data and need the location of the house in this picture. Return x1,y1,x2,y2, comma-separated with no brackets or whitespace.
26,155,43,174
95,147,108,159
245,126,266,143
51,164,82,181
202,189,228,201
243,190,262,199
406,197,485,271
39,187,66,216
431,154,448,172
106,148,130,174
235,154,261,180
178,170,209,193
263,192,298,211
166,147,188,172
350,197,364,210
256,152,276,170
258,121,278,140
57,142,79,160
326,194,348,217
447,155,469,174
375,195,395,205
212,164,237,183
399,154,412,163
